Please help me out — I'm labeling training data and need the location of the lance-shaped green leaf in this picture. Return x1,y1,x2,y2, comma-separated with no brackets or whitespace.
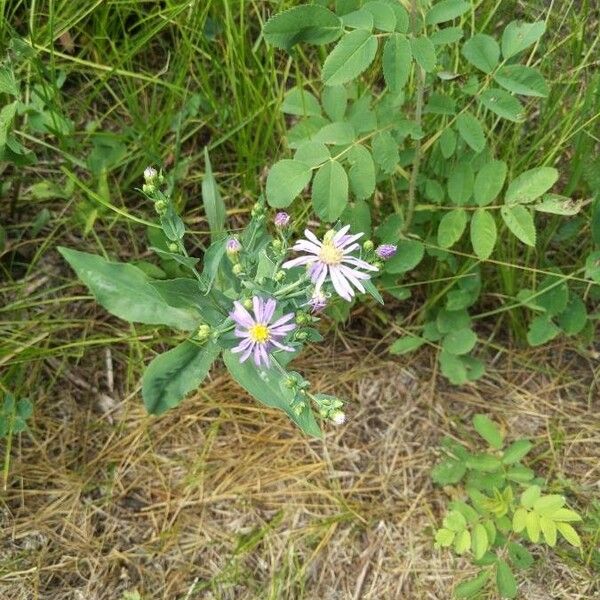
426,0,469,25
410,36,436,72
348,145,376,200
223,351,322,437
322,29,379,86
494,65,549,97
263,5,342,50
202,148,226,242
473,414,503,448
496,559,518,599
363,1,396,31
59,247,199,330
142,341,220,415
454,571,489,598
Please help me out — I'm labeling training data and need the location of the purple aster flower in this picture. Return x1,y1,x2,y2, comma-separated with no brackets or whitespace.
230,297,296,368
376,244,397,260
282,225,378,302
274,212,290,228
226,238,242,254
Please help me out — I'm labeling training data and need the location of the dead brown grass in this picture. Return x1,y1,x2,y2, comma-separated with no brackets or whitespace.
1,334,599,600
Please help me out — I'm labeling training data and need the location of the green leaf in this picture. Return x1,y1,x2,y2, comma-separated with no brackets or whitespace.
556,522,581,547
322,85,348,121
0,66,19,96
507,541,534,569
372,131,400,174
282,87,322,117
500,205,536,246
380,0,409,32
534,194,581,216
385,239,424,273
506,464,534,483
496,559,517,599
539,515,557,546
471,523,489,560
521,485,541,508
363,1,396,31
454,529,471,554
473,414,503,448
223,351,321,437
294,141,331,168
58,248,199,330
557,295,587,336
439,128,457,158
494,65,549,97
142,341,220,415
501,20,546,59
342,199,372,236
439,351,468,385
322,30,378,86
462,33,499,73
470,209,497,260
551,508,582,523
465,453,502,471
448,162,474,205
479,88,525,122
435,528,456,547
202,148,226,242
526,510,541,542
456,111,486,153
454,571,489,598
536,273,569,316
389,336,425,355
314,121,356,145
527,315,560,346
410,36,436,72
502,440,533,464
266,159,312,208
534,495,565,515
430,26,463,45
426,0,469,25
342,9,374,31
432,458,466,485
505,167,558,205
438,209,467,248
348,145,376,200
382,33,412,92
512,508,528,533
312,160,349,222
443,327,477,355
474,160,507,206
263,5,342,50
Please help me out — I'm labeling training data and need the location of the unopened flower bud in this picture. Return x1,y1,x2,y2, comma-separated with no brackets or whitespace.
154,200,167,214
168,242,179,252
144,166,158,183
196,324,211,342
375,244,397,260
274,211,290,228
226,238,241,256
363,240,374,252
232,263,244,276
330,410,346,425
143,183,156,194
295,313,308,325
274,270,286,282
243,298,253,310
293,402,305,416
251,202,265,218
271,239,283,252
284,376,298,389
295,331,308,341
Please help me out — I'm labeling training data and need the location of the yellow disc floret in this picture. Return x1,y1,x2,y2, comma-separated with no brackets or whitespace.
248,323,270,343
318,241,343,265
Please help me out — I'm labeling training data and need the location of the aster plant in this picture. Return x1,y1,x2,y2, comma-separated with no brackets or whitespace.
59,163,391,436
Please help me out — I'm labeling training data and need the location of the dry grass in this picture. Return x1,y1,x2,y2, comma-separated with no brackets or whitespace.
1,334,599,599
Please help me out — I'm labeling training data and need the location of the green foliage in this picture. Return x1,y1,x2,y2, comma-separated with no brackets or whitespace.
262,0,597,387
433,415,583,598
0,394,32,438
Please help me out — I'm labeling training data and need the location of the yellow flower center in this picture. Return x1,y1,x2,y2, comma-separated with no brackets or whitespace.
319,241,343,265
248,323,269,343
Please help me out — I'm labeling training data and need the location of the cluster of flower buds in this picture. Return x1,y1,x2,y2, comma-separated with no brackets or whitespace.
196,323,211,343
142,166,165,195
274,211,290,228
313,394,346,425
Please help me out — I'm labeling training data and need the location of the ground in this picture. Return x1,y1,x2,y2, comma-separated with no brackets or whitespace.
2,331,598,599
